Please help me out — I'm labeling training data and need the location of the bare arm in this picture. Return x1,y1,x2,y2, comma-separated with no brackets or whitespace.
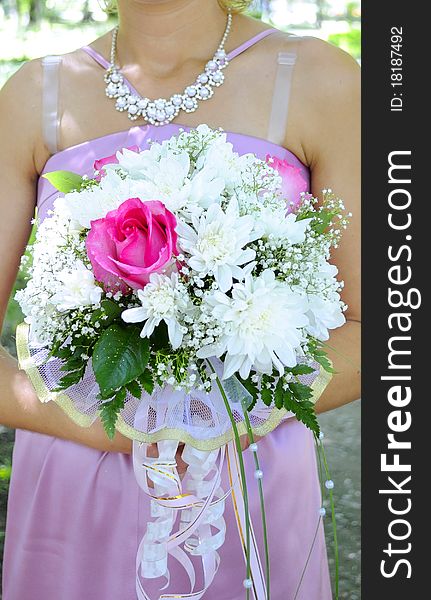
293,38,361,412
0,61,132,453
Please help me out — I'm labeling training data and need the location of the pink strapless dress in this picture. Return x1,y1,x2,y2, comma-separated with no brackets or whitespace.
2,124,331,600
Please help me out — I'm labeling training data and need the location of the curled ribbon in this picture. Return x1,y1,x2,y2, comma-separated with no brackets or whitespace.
130,370,270,600
133,439,226,600
132,437,267,600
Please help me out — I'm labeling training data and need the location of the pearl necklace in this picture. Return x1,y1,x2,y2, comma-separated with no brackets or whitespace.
104,11,232,126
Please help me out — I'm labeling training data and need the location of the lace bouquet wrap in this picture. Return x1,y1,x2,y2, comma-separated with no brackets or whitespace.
16,126,348,599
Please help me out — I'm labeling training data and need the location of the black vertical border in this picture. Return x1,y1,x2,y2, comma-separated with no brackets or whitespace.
362,1,427,597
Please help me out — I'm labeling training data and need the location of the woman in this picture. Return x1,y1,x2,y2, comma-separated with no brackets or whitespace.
0,0,360,598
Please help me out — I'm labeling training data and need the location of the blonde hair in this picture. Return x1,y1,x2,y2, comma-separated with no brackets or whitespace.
103,1,252,14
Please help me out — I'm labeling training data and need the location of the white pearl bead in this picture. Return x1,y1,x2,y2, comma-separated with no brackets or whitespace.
128,104,138,115
186,86,197,97
156,110,166,121
199,87,209,98
325,480,334,490
128,96,137,104
249,443,258,453
254,469,264,480
243,579,253,589
172,95,182,106
155,99,165,109
184,98,195,109
319,507,327,517
116,97,127,109
212,72,223,83
319,431,325,440
107,82,117,95
198,74,209,84
111,73,120,83
137,99,148,110
165,105,175,115
206,60,218,72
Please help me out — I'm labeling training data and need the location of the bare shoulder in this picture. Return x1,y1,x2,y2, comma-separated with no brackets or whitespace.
285,35,360,164
0,57,44,116
296,35,360,96
269,32,360,94
0,58,46,175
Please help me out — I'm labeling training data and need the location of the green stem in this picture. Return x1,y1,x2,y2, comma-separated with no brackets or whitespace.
242,406,270,600
315,436,325,498
317,436,339,599
321,340,360,371
293,516,321,600
207,361,251,600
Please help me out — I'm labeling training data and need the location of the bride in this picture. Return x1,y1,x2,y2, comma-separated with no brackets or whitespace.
0,1,360,598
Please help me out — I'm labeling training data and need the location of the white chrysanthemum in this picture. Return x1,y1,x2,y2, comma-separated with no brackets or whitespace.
121,273,191,350
119,148,200,214
197,270,309,379
56,170,146,229
257,208,312,244
114,143,163,176
50,262,102,312
185,166,225,212
305,295,346,341
177,197,256,292
196,139,245,192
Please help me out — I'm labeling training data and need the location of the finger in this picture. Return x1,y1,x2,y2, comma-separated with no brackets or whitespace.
146,442,159,459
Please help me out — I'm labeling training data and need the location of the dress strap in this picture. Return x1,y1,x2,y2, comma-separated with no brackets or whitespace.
82,32,279,67
267,37,301,145
81,45,111,69
41,55,62,155
226,28,278,61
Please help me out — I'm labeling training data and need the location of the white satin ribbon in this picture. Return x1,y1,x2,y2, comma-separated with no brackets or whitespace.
131,381,267,600
133,439,226,600
132,438,267,600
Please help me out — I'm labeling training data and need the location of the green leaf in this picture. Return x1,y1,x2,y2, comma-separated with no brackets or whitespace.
314,353,336,374
274,379,284,409
59,356,85,371
238,376,259,411
54,345,73,360
261,388,273,407
282,388,320,436
42,170,84,193
291,364,316,376
311,211,333,235
53,369,85,390
126,379,142,399
296,210,314,221
138,370,155,395
99,387,127,439
92,323,150,397
289,382,314,402
151,322,170,350
91,298,123,326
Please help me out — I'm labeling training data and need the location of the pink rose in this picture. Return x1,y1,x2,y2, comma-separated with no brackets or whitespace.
86,198,178,292
266,155,308,213
93,145,140,180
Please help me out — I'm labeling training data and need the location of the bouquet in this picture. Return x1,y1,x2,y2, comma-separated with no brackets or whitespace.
16,125,349,599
